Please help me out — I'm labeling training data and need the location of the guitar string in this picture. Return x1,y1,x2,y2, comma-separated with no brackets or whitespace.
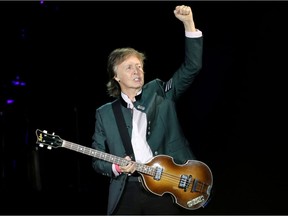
63,141,210,193
160,172,208,193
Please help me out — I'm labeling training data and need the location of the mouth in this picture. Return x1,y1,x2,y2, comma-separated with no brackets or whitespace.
133,77,141,82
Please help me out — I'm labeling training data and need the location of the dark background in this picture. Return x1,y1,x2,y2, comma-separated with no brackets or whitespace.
0,1,287,215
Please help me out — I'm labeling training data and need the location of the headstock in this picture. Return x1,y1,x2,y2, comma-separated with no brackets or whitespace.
35,129,63,150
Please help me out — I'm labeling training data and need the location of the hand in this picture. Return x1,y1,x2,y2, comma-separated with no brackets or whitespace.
120,156,136,175
174,5,196,32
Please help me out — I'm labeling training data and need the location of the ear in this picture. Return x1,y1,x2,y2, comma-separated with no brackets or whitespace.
114,76,120,82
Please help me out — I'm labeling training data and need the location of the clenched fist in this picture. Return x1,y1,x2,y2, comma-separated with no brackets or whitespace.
174,5,196,32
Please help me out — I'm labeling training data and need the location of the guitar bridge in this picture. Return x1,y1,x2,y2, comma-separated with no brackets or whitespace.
179,174,192,191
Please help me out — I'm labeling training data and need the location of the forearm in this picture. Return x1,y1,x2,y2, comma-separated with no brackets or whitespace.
183,20,196,32
91,141,114,177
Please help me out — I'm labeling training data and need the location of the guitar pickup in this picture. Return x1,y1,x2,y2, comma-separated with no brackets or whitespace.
153,166,163,181
179,174,192,191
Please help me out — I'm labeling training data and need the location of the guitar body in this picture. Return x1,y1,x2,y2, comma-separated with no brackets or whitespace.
139,155,213,210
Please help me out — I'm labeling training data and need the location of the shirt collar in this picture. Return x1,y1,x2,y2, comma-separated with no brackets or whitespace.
120,90,142,109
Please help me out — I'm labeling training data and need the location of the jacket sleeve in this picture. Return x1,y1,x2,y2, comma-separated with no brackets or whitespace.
164,36,203,100
91,108,114,178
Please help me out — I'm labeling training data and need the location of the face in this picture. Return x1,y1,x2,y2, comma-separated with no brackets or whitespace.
114,55,144,94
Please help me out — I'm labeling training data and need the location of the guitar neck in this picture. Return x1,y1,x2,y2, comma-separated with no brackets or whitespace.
62,140,155,176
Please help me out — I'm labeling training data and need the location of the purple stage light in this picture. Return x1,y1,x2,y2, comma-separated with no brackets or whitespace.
6,99,15,105
11,76,26,86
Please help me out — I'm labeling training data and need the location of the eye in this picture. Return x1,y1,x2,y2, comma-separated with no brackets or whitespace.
136,64,143,71
124,64,143,72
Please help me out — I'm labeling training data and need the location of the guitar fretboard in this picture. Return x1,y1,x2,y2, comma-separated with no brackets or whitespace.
62,140,156,176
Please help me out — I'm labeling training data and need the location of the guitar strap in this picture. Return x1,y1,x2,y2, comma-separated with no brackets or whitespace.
112,100,135,161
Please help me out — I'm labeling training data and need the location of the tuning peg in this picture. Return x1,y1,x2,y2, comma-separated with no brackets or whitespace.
43,130,47,133
39,144,44,147
52,132,55,135
47,146,52,150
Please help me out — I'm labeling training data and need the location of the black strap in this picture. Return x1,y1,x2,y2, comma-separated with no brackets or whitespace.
112,100,135,160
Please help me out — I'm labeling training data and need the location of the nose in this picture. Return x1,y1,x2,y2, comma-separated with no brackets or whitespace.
133,65,140,74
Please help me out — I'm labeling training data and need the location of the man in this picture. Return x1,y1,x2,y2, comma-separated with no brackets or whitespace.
92,5,203,215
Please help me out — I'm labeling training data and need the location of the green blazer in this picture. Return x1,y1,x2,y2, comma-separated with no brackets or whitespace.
92,36,203,215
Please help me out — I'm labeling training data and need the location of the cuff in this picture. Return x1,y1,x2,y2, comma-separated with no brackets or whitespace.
112,164,121,177
185,29,202,38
